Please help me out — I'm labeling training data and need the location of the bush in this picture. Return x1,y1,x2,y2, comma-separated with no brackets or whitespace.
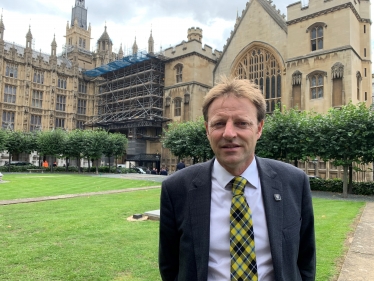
309,178,374,196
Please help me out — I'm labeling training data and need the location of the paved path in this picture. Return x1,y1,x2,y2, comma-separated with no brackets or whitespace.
337,201,374,281
0,185,160,205
1,173,374,280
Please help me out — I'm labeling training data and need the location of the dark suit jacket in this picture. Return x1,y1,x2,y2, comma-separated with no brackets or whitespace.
159,157,316,281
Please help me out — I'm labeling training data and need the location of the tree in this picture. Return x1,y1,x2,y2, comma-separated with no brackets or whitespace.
163,117,213,163
37,129,67,172
63,129,88,173
318,102,372,197
84,129,108,174
256,107,312,166
4,130,32,172
102,133,128,170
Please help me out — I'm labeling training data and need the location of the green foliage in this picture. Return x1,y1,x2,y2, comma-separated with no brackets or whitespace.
37,129,67,157
162,117,213,162
309,178,374,196
319,102,373,167
256,107,314,163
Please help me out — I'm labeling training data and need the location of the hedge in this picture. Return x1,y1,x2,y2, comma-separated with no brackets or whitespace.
0,165,138,174
309,178,374,196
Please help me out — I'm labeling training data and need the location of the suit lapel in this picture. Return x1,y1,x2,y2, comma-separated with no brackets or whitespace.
256,157,283,276
188,160,214,281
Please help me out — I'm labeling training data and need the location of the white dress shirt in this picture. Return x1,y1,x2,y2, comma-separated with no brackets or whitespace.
207,158,275,280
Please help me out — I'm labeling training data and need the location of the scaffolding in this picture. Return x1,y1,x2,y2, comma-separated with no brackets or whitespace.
84,51,169,163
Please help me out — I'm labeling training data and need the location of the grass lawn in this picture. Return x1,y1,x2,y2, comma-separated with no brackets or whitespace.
0,174,365,280
0,173,161,200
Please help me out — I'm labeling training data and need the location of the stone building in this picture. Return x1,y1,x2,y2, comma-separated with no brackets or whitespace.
0,0,372,177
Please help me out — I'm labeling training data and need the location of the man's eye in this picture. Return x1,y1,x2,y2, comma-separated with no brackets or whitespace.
212,122,224,127
237,122,249,127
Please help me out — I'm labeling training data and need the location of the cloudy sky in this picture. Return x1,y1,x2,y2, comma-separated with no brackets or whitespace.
1,0,373,70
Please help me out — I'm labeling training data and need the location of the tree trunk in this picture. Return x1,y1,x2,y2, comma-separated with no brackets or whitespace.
294,159,298,167
78,156,81,174
108,156,111,173
348,164,353,194
96,159,99,175
8,153,11,172
342,165,348,198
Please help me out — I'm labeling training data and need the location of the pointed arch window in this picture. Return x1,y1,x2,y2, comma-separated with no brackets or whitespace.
175,64,183,83
307,71,326,99
234,46,281,113
174,98,182,117
307,22,326,52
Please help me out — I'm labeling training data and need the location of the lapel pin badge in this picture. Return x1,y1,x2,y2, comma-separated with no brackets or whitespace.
274,194,282,201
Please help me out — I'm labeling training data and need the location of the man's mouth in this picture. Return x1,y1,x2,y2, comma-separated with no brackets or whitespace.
221,143,240,149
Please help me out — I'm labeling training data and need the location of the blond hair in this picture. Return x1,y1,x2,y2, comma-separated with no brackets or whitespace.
202,76,266,122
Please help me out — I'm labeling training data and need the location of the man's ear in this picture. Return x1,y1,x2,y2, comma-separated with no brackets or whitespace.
205,121,209,136
257,120,264,139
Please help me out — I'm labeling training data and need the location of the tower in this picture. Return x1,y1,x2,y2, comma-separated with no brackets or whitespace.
96,25,113,65
71,0,87,29
65,0,91,51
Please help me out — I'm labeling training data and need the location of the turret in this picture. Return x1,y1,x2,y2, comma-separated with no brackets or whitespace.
132,37,138,55
187,27,202,42
118,43,124,59
148,30,154,54
51,34,57,57
0,13,4,41
26,25,33,49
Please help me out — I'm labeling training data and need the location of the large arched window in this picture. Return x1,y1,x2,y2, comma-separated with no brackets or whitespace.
234,46,282,113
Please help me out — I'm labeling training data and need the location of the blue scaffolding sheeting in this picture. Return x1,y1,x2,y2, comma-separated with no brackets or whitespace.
84,51,152,77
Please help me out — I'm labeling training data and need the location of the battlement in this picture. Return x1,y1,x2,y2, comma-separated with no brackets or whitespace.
187,27,203,42
287,0,370,22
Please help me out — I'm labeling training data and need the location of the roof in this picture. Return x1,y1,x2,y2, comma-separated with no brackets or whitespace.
83,51,154,77
4,41,73,68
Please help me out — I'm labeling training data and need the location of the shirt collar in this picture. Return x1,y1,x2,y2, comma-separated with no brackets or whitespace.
212,157,259,189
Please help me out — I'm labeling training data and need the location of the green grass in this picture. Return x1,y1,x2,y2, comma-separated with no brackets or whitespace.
1,189,162,281
313,198,364,281
0,173,161,200
0,174,366,280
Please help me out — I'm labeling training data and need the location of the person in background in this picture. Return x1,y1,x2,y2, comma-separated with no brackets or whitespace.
159,77,316,281
176,160,185,171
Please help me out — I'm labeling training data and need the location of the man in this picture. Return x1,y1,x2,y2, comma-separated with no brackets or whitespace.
159,77,316,281
176,160,185,170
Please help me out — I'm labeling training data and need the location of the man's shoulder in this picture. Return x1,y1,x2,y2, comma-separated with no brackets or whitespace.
164,160,212,184
256,156,306,175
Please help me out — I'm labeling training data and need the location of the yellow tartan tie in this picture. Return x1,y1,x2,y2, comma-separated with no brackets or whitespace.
230,176,258,281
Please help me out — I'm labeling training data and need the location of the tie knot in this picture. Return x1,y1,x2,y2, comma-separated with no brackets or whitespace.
231,176,247,196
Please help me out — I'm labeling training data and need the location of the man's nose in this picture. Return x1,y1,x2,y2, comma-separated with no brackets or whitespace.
222,121,236,139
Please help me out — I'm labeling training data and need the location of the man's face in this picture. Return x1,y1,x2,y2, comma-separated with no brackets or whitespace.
205,94,264,175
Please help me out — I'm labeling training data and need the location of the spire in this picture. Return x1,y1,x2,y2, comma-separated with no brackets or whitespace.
26,25,32,39
118,43,124,59
235,9,240,26
0,12,4,41
26,25,33,49
51,34,57,56
148,30,154,54
132,37,138,55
